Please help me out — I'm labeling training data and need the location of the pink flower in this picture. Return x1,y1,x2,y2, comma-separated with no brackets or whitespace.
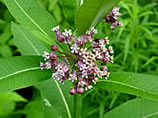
41,26,114,95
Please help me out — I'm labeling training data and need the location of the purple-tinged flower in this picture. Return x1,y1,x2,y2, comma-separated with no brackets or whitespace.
40,62,46,70
51,25,59,32
69,71,77,82
85,85,93,91
92,42,99,48
93,48,101,53
102,66,108,72
42,51,50,60
108,46,114,53
112,6,121,19
62,29,72,37
110,21,123,30
41,25,115,95
75,36,86,47
56,32,65,42
70,44,79,54
109,56,114,63
104,37,109,44
105,6,123,30
99,39,105,44
45,60,52,69
62,64,69,73
88,67,95,74
86,27,97,35
62,29,72,44
85,27,97,42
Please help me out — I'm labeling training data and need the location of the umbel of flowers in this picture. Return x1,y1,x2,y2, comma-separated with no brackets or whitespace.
40,26,113,95
40,7,122,95
105,6,123,30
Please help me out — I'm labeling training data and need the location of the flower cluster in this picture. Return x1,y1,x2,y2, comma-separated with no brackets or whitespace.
105,6,123,30
40,26,114,95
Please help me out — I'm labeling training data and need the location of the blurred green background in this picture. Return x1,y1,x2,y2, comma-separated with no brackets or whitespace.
0,0,158,117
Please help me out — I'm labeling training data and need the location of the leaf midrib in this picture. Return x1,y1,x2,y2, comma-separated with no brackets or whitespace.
98,80,158,99
54,81,72,118
14,0,48,36
12,1,72,116
15,25,40,55
0,67,41,80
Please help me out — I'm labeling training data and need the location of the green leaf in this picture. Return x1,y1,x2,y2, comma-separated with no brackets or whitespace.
103,98,158,118
61,0,76,25
12,23,49,55
25,100,44,118
75,0,121,34
36,80,73,118
0,91,26,116
0,45,12,57
4,0,57,37
12,20,73,118
95,72,158,101
0,56,51,92
25,89,59,118
0,91,27,102
12,22,73,118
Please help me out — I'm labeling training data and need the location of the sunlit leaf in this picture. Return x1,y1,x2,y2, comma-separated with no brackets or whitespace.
103,98,158,118
95,72,158,101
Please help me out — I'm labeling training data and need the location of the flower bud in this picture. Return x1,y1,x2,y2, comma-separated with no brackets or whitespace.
77,87,84,94
103,58,109,63
69,88,76,95
49,53,57,61
51,45,58,51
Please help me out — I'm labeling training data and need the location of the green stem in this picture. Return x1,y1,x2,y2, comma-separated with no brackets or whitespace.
74,94,82,118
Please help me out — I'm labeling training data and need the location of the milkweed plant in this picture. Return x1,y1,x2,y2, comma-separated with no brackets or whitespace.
3,0,158,117
40,7,122,95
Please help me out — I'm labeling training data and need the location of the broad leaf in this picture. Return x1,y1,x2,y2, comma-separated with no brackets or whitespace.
12,24,73,118
0,56,51,92
37,80,73,118
75,0,121,34
95,72,158,101
4,0,57,37
103,98,158,118
12,23,49,55
25,90,59,118
12,23,65,56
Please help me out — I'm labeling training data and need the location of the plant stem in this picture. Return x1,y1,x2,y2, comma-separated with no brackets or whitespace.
74,94,82,118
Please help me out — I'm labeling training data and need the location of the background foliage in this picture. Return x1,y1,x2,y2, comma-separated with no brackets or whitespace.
0,0,158,117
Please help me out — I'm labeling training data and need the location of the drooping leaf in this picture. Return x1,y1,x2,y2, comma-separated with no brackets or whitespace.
12,23,49,55
12,23,73,118
103,98,158,118
12,23,69,57
0,56,51,92
4,0,57,37
95,72,158,101
75,0,121,34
